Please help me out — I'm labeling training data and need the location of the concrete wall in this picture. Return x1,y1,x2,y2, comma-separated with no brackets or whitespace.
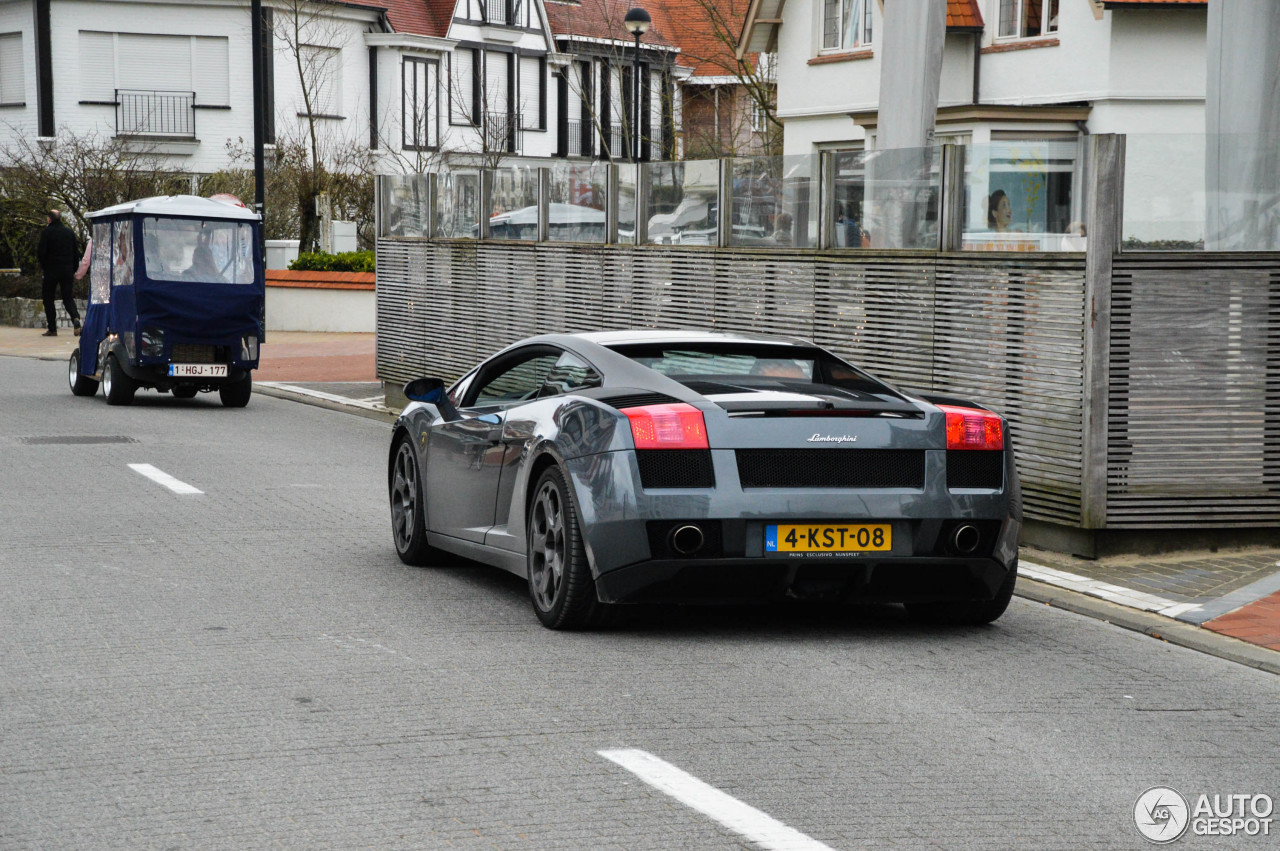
265,286,374,333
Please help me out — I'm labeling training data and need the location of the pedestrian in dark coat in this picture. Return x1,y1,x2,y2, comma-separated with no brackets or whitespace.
36,209,82,337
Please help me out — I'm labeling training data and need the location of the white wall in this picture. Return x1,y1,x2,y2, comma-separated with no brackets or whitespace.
265,285,374,332
0,1,36,138
775,0,1210,155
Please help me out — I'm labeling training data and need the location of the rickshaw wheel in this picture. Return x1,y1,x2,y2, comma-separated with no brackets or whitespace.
68,349,99,397
219,374,252,408
103,355,136,406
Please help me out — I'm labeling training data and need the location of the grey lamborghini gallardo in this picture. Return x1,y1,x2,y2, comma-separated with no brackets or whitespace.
388,331,1020,629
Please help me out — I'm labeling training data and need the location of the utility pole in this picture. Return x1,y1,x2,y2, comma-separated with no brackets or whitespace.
251,0,266,236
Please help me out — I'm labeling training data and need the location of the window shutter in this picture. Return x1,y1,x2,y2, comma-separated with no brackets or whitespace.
78,31,115,101
0,33,24,104
518,54,540,130
451,48,474,124
194,36,229,106
485,50,509,117
117,33,192,91
300,45,341,115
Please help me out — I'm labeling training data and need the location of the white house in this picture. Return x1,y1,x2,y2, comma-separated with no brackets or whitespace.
740,0,1211,241
0,0,699,177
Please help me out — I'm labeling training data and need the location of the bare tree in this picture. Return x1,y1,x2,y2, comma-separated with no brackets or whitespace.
443,58,521,171
676,0,780,157
271,0,353,250
0,129,186,271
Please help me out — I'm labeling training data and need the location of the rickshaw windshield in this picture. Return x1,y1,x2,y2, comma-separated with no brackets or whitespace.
142,217,256,285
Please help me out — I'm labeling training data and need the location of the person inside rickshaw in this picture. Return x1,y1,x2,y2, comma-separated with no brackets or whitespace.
184,243,225,283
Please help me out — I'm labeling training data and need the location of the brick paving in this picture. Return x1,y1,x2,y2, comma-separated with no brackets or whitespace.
1205,591,1280,651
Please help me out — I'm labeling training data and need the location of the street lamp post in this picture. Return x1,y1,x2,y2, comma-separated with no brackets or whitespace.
623,7,650,163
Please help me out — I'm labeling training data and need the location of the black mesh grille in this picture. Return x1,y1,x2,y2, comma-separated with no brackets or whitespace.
171,344,217,364
637,450,715,488
947,450,1004,489
600,392,678,410
736,449,924,488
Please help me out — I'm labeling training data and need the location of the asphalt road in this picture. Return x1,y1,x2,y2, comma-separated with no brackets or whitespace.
2,356,1277,850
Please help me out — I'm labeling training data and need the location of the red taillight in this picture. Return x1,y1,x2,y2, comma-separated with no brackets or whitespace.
940,405,1004,450
621,403,709,449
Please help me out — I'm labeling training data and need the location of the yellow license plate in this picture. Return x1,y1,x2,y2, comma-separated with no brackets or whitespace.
766,524,891,553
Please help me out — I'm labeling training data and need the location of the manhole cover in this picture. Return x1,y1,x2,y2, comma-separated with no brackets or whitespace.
18,436,138,445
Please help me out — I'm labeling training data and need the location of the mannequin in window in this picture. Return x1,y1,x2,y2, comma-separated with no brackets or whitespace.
987,190,1014,233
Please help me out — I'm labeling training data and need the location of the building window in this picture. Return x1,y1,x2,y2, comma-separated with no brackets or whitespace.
402,57,439,150
78,31,229,107
0,32,24,104
300,44,341,116
822,0,872,51
750,99,768,134
997,0,1059,40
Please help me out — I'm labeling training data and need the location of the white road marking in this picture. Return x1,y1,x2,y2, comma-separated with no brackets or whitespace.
598,749,837,851
128,463,203,495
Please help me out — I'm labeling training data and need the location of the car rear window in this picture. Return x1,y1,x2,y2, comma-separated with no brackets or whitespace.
608,343,903,401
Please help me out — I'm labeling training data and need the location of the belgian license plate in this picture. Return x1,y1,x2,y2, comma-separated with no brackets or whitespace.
169,364,227,378
766,524,891,554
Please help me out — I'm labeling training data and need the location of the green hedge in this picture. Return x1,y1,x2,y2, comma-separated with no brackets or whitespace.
288,250,375,273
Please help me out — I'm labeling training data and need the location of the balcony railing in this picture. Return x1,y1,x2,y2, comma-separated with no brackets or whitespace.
562,119,594,158
116,89,196,138
483,0,510,25
484,111,518,153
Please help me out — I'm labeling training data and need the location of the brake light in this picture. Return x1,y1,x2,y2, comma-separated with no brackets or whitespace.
622,403,709,449
940,405,1004,450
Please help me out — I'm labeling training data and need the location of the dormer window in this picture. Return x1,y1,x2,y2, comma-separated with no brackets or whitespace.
821,0,872,51
997,0,1059,40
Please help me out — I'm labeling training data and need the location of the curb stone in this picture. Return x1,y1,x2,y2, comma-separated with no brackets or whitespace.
1016,578,1280,676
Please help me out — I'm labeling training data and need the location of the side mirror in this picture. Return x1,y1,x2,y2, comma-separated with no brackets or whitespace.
403,377,460,421
404,377,445,403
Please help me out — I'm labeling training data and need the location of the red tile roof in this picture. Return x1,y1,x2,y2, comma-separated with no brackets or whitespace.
340,0,456,39
947,0,984,30
651,0,756,76
545,0,681,51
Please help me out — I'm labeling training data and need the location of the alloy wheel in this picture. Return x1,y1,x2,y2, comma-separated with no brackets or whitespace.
529,480,566,611
390,442,419,553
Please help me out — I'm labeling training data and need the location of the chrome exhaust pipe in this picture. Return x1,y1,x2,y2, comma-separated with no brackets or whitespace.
950,524,981,555
670,524,705,556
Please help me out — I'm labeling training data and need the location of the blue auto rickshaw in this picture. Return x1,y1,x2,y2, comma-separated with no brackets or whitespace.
67,195,264,407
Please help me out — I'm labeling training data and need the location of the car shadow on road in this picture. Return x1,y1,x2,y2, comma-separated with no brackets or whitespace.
413,556,1009,641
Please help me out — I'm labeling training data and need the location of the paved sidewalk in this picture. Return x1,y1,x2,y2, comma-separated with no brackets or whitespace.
4,324,1278,672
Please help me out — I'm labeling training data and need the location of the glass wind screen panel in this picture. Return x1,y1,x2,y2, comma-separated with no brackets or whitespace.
962,140,1084,252
547,161,608,244
379,174,431,238
833,146,941,250
142,218,255,284
1125,134,1280,251
485,166,539,241
727,155,819,248
90,222,110,303
617,164,637,245
112,220,134,287
644,159,719,246
434,170,480,239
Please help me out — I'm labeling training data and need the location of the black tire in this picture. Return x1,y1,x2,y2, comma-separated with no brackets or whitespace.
103,354,136,406
68,349,99,397
219,374,252,408
527,466,610,630
389,436,441,566
172,386,199,399
906,560,1018,626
